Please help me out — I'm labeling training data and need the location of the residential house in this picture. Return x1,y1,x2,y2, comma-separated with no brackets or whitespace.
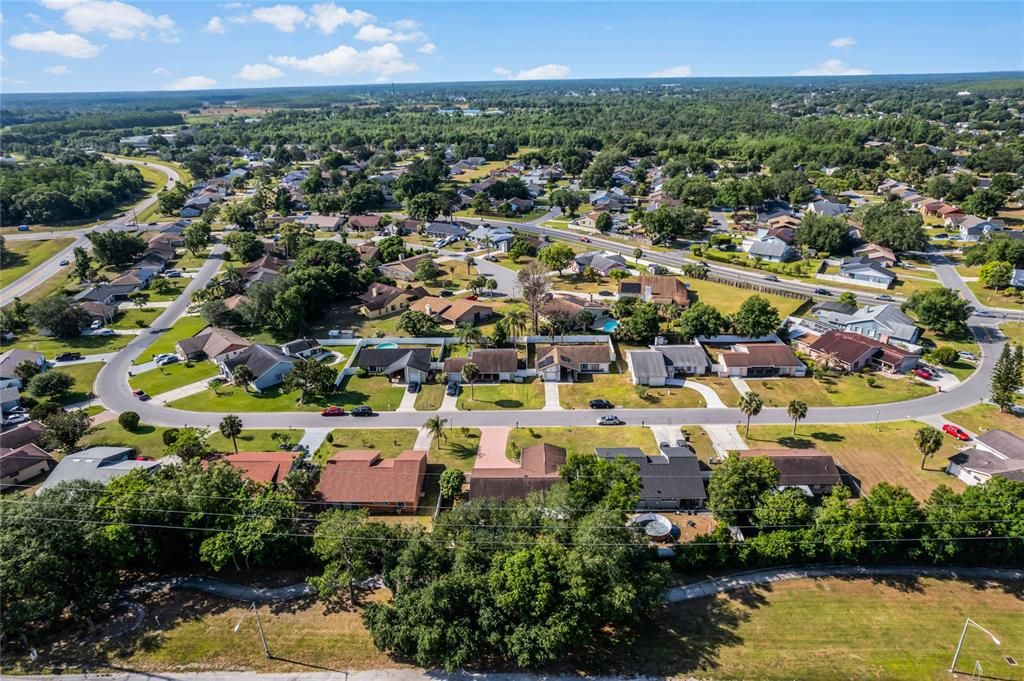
538,294,611,328
835,257,896,289
805,198,847,217
0,420,45,450
740,450,842,496
956,215,1006,242
280,338,322,359
938,204,965,224
220,344,296,391
575,210,613,230
766,215,802,231
424,222,467,240
445,348,519,383
795,330,919,374
919,199,948,217
594,447,707,510
617,275,690,307
469,442,566,500
535,344,612,381
176,326,251,362
0,443,56,490
206,451,298,485
438,299,493,326
946,430,1024,485
356,283,428,318
393,218,424,235
0,386,21,413
746,236,797,263
300,214,346,231
222,294,251,312
467,225,515,251
569,251,629,277
628,344,711,386
354,347,433,384
237,255,288,289
79,301,118,325
701,336,807,378
1011,269,1024,289
0,350,46,389
76,283,139,306
377,254,434,282
347,214,382,231
853,243,898,267
38,446,161,493
813,302,920,343
355,242,379,263
318,450,427,512
497,197,534,214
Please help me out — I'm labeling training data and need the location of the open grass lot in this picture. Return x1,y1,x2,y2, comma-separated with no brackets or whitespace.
1,331,132,358
170,248,213,270
966,280,1023,309
170,375,404,413
506,426,658,459
139,317,208,363
110,307,163,330
314,428,418,462
429,426,481,471
0,237,74,286
637,578,1024,681
81,420,171,456
51,361,103,405
744,373,934,407
743,421,964,499
207,428,304,453
1000,322,1024,343
683,277,807,316
414,382,445,410
142,281,187,303
4,265,78,307
129,361,221,397
456,379,545,410
559,372,706,409
945,403,1024,437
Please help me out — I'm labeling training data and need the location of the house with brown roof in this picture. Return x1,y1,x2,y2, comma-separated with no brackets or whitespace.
539,294,611,328
377,254,434,282
469,442,566,501
740,449,842,496
440,299,493,326
176,326,251,361
766,214,801,230
616,275,690,307
355,242,380,263
356,283,429,318
347,214,382,231
535,344,612,381
0,443,56,490
795,330,919,374
222,294,251,311
445,348,519,382
300,214,346,231
853,243,897,267
206,451,298,484
318,450,427,513
700,336,806,378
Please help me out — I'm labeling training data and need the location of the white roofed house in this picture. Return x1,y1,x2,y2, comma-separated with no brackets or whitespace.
946,430,1024,485
812,302,920,344
746,237,797,263
39,447,161,493
805,198,848,217
280,338,322,360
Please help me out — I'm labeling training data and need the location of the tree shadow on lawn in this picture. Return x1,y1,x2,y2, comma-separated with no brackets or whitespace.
434,437,481,463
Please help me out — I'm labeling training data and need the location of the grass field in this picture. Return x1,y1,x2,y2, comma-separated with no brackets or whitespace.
171,375,404,413
684,277,807,316
129,361,221,397
0,237,74,286
314,428,419,462
965,280,1023,308
506,426,657,459
691,377,742,407
414,382,445,410
944,403,1024,437
456,379,545,410
110,307,163,330
429,426,481,471
1000,322,1024,343
743,373,934,407
559,372,707,409
207,428,304,453
50,361,103,405
138,317,208,363
1,331,132,358
743,421,964,499
80,420,172,456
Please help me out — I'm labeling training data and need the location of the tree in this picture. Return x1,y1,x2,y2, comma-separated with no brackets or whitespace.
471,192,493,214
517,261,551,334
29,295,90,338
978,260,1013,289
903,288,971,336
464,254,475,274
127,290,148,310
643,205,708,242
614,301,661,344
787,399,807,435
507,235,537,262
549,188,582,216
309,509,391,606
796,213,851,254
929,346,960,366
398,310,440,337
837,291,858,307
72,246,94,282
231,364,256,390
856,201,927,252
219,414,244,453
731,295,781,337
461,362,481,399
28,370,74,400
414,258,441,283
118,411,140,431
425,415,448,444
221,199,263,231
164,427,211,462
14,359,42,384
538,243,575,275
990,343,1022,412
283,358,338,404
41,409,92,451
677,302,725,341
706,453,779,526
961,189,1005,218
439,468,466,501
223,230,264,263
199,299,232,327
632,247,644,265
595,212,613,232
406,192,444,221
182,221,211,256
914,425,943,470
739,390,764,437
88,231,146,267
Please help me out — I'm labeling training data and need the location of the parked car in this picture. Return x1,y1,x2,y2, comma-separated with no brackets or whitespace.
958,351,977,361
465,294,478,301
351,406,374,416
876,294,894,301
407,382,420,393
463,246,473,252
589,399,614,409
90,319,103,330
320,406,346,416
17,225,30,232
93,328,115,336
133,389,151,401
156,356,179,367
446,382,460,397
934,233,948,239
974,310,995,318
675,439,688,448
54,352,82,362
7,406,27,415
764,275,779,282
3,414,30,427
814,288,832,296
597,415,624,426
659,441,670,449
439,290,454,298
912,368,934,380
153,353,176,362
163,269,182,278
58,259,70,266
484,254,498,262
942,424,970,441
598,290,613,297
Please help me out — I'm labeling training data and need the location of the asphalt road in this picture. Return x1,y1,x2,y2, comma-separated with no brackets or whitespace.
0,158,181,306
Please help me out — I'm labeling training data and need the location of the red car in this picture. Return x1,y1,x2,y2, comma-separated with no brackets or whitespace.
465,294,478,300
912,368,934,380
132,389,150,401
942,424,970,441
320,406,346,416
579,236,591,243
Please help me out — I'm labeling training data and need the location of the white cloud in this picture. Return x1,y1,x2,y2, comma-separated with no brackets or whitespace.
2,76,30,85
9,30,100,58
165,74,217,90
235,62,284,80
306,2,373,33
42,64,70,74
271,42,417,78
41,0,178,42
391,18,419,31
152,66,171,75
648,64,692,77
354,23,423,42
830,36,856,49
250,4,306,32
796,59,871,76
496,63,570,80
417,42,436,55
204,16,226,33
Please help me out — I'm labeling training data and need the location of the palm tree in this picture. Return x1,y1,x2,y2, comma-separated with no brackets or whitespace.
914,425,944,470
464,254,475,275
461,362,481,399
483,235,494,255
424,415,448,445
456,322,483,351
787,399,808,435
739,390,763,437
232,364,256,392
218,414,243,453
504,308,527,347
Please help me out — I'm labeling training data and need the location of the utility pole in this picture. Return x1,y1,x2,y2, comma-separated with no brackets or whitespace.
235,601,272,659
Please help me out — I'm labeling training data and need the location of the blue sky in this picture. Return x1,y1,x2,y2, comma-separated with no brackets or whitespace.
2,1,1022,93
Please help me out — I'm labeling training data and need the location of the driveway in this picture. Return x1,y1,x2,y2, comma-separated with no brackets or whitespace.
475,427,515,468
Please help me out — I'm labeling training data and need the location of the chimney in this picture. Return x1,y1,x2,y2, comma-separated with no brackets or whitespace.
643,285,653,302
425,304,432,316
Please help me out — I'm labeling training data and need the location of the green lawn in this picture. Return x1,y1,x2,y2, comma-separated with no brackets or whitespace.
691,377,742,407
129,361,220,397
207,428,304,454
80,420,172,457
50,361,104,405
314,428,419,463
456,379,545,410
506,426,658,460
684,277,806,316
414,383,445,410
141,282,186,302
171,375,404,412
139,317,208,363
743,421,964,499
945,403,1024,438
1000,322,1024,343
110,307,163,330
965,280,1023,308
743,373,934,407
917,329,980,380
429,427,481,471
1,332,132,358
559,372,706,409
0,237,74,286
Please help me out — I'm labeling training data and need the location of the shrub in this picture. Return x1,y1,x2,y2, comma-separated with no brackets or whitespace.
29,400,62,421
118,411,141,431
325,432,334,444
865,376,877,388
929,346,960,366
162,427,180,446
356,367,370,378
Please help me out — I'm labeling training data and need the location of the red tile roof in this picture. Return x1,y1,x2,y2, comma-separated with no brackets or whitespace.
206,451,297,484
318,450,427,508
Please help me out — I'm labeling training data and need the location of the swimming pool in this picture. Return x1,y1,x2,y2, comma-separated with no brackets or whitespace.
374,342,399,349
602,320,620,333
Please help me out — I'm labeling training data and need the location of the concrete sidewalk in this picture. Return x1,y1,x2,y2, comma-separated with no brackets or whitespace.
730,376,752,394
413,426,434,450
151,377,213,405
